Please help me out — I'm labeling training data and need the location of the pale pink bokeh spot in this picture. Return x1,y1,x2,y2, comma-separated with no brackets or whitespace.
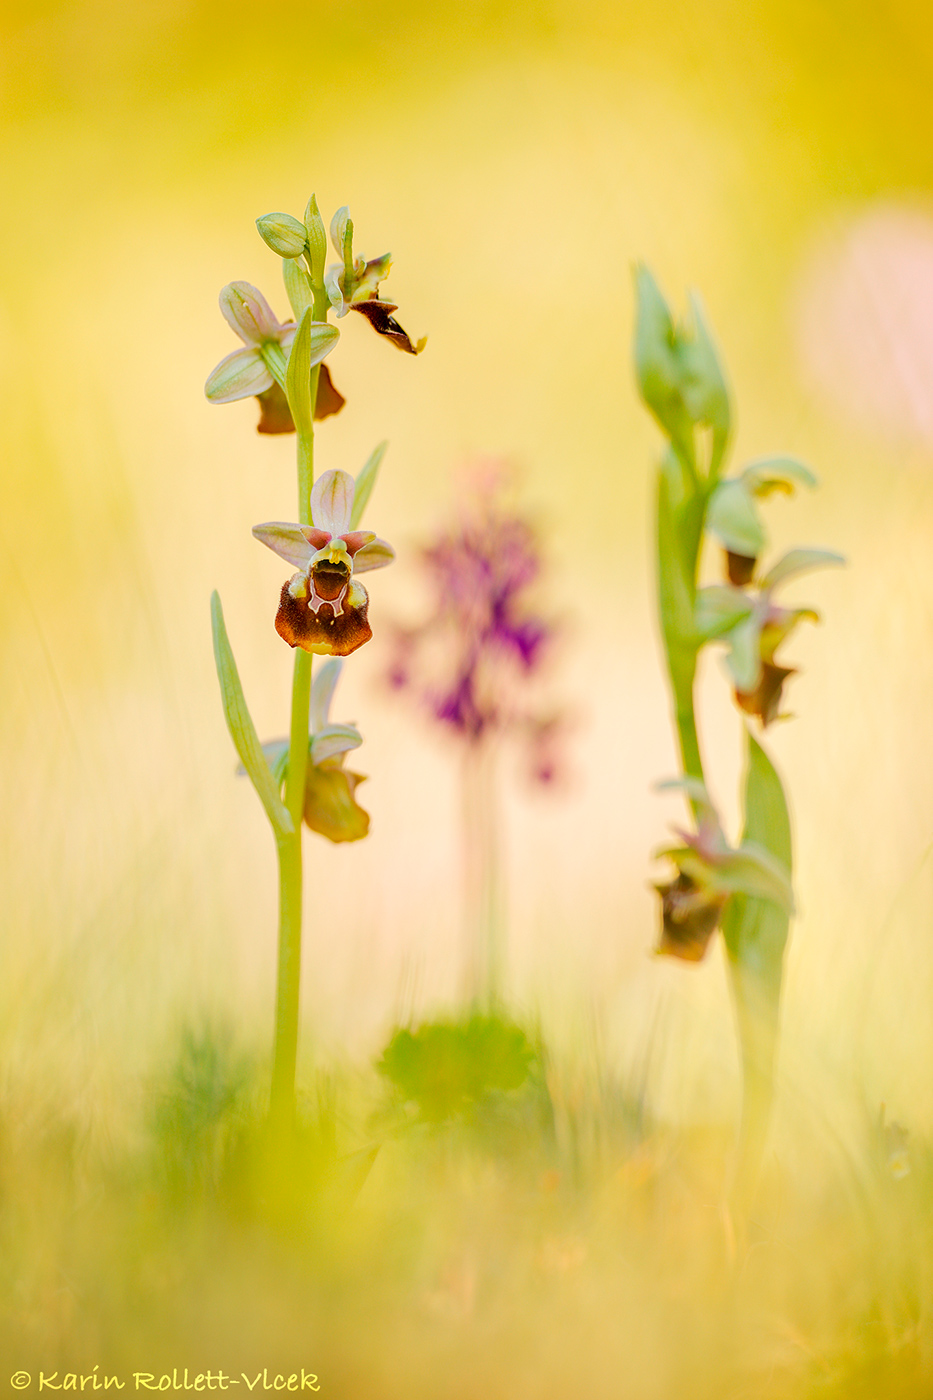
795,204,933,443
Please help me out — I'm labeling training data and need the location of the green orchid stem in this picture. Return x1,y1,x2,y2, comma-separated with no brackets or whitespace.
269,390,320,1131
674,686,705,795
270,827,303,1124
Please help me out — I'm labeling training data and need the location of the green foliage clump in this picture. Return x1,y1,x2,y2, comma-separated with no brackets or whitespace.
378,1014,538,1124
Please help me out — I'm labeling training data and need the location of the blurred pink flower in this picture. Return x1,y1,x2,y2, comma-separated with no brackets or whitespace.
389,465,568,784
795,204,933,444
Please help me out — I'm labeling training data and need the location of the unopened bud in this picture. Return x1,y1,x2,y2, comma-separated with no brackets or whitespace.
256,212,308,259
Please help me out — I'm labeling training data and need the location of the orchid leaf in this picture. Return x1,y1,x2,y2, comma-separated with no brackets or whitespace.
283,258,314,321
260,740,290,786
718,841,794,912
210,592,293,837
303,194,328,287
721,731,792,1205
349,440,388,529
285,310,339,441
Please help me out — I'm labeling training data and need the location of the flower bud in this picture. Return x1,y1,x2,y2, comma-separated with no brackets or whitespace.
633,265,693,456
256,212,309,259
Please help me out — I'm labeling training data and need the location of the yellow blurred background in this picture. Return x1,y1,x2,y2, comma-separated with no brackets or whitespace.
4,0,933,1156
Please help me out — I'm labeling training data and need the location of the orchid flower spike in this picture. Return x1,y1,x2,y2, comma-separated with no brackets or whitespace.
204,281,339,433
253,468,394,656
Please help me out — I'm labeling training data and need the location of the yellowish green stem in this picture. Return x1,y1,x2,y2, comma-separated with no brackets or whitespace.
269,342,324,1128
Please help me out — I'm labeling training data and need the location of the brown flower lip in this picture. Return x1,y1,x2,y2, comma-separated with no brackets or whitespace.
256,366,346,434
726,550,756,586
655,872,727,963
735,661,795,727
350,299,427,355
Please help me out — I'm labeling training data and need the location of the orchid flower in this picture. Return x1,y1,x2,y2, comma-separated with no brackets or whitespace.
203,281,340,430
253,467,394,657
695,547,844,726
705,457,817,584
255,659,370,843
325,207,426,356
653,780,794,962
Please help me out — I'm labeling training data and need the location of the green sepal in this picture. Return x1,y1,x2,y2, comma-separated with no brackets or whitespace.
311,723,363,765
707,479,766,558
210,592,294,837
695,585,754,641
723,611,762,692
349,440,388,529
741,456,817,494
758,547,846,592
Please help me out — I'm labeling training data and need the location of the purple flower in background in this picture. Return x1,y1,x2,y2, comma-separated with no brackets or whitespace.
389,464,567,783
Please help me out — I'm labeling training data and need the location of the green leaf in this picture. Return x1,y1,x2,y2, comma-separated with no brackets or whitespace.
718,841,794,911
285,310,340,441
283,258,314,321
210,592,294,837
706,479,766,557
349,440,388,529
759,547,845,592
303,193,328,288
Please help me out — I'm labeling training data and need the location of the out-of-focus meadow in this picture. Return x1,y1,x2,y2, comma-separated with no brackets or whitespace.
4,0,933,1393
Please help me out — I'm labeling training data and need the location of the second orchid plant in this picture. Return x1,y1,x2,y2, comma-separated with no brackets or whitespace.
634,267,842,1206
206,195,423,1128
